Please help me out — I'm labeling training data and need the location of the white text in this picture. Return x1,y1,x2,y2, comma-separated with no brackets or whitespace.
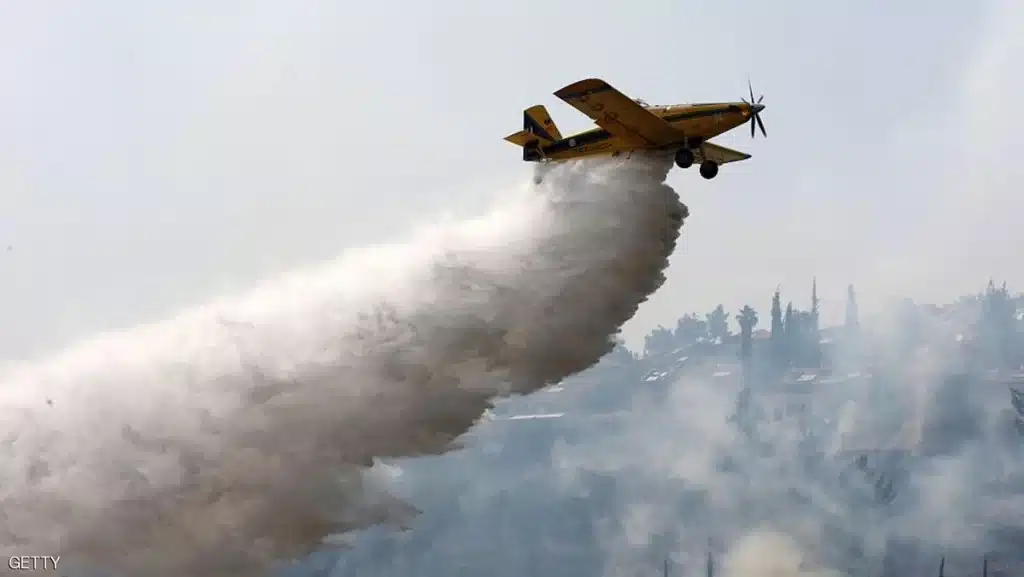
8,556,61,571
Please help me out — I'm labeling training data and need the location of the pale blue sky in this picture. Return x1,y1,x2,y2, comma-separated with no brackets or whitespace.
1,0,1021,356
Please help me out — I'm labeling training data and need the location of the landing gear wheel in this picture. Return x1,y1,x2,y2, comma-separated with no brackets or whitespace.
674,148,695,169
699,161,719,180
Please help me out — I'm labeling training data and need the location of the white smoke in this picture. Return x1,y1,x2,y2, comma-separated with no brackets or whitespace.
722,531,843,577
0,153,685,576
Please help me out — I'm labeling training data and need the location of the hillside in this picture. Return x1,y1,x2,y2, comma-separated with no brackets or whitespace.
289,283,1024,577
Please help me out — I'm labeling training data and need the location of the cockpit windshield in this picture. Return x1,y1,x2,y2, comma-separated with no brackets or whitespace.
634,98,685,111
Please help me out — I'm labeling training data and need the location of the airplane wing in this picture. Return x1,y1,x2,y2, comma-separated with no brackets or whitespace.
554,78,682,146
699,141,751,165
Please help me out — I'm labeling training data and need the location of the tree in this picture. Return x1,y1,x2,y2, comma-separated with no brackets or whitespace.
606,336,636,365
792,310,821,367
810,278,822,366
977,279,1018,369
736,305,759,363
845,284,859,333
674,313,707,344
811,277,820,327
770,288,784,366
1011,387,1024,437
643,326,675,357
706,304,730,342
783,301,796,365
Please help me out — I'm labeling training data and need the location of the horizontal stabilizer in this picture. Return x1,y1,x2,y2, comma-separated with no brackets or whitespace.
700,141,751,165
504,130,547,147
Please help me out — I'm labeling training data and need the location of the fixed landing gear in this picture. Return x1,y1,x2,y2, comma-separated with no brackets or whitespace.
674,148,694,169
699,160,719,180
675,148,720,179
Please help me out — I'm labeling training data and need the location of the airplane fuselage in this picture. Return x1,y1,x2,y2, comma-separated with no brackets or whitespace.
524,102,753,162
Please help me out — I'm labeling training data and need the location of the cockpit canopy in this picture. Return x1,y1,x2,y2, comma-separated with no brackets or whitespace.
634,98,699,111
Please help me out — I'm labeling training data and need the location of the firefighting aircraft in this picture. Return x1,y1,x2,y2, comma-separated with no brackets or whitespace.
504,78,767,180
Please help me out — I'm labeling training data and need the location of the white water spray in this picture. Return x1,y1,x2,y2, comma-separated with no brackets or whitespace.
0,154,686,576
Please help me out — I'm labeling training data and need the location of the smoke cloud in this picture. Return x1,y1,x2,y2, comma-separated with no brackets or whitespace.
337,295,1022,577
0,153,685,576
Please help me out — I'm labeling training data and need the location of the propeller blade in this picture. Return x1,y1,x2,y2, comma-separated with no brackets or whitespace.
743,80,765,138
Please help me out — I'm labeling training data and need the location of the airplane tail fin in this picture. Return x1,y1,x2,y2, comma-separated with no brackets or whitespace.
504,105,563,147
523,104,562,141
504,105,563,161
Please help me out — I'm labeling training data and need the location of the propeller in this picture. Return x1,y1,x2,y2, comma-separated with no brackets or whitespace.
741,79,767,138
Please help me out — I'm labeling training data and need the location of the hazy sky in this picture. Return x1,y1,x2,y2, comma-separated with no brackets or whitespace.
0,0,1021,357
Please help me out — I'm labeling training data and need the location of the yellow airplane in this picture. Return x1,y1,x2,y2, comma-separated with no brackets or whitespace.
504,78,767,180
